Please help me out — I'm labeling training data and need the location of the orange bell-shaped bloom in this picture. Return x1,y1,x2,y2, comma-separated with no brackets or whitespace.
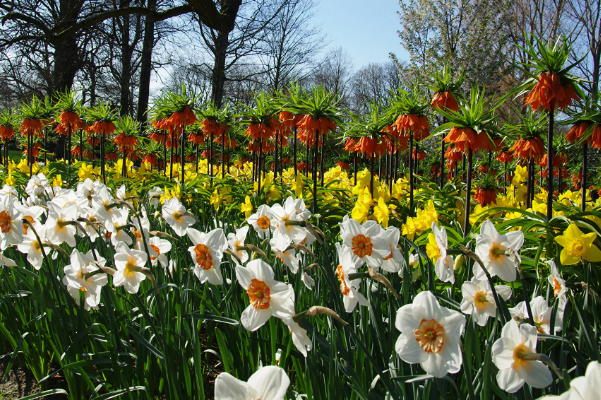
246,122,275,141
394,114,429,142
165,134,180,149
565,122,588,144
296,115,336,147
279,111,296,132
444,145,463,168
23,142,41,159
412,149,427,160
444,127,475,153
336,161,350,170
168,106,198,128
0,125,15,141
539,153,563,168
113,133,138,150
592,125,601,149
152,118,171,132
90,121,116,135
149,130,167,144
105,152,118,161
87,135,101,146
143,154,158,166
188,131,205,145
56,111,84,134
214,134,238,148
496,151,514,163
353,136,385,157
21,119,44,137
431,91,459,112
474,188,497,207
524,72,580,111
71,145,83,157
344,137,357,152
508,137,545,161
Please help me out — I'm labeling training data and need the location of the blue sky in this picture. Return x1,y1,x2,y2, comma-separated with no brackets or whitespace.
312,0,409,70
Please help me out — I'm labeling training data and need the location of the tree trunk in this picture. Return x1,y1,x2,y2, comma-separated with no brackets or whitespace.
211,30,229,108
52,36,80,93
120,0,132,116
137,0,157,124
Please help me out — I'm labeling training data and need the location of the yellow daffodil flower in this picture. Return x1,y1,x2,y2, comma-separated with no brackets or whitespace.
555,224,601,265
241,196,253,219
373,197,389,228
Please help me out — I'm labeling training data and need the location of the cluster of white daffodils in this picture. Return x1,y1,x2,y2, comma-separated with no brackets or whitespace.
0,175,177,309
334,217,406,312
237,197,317,353
247,197,314,276
377,215,569,390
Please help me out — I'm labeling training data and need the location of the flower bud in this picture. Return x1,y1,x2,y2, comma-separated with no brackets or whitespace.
454,254,465,271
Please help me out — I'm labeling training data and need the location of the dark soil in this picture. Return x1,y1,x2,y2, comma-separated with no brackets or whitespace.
0,355,68,399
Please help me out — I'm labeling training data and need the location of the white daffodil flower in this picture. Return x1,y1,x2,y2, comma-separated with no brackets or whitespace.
248,204,274,239
235,259,295,331
162,197,195,236
113,242,148,294
187,227,228,285
148,187,163,207
492,319,552,393
270,234,300,274
106,209,132,246
79,206,105,242
227,226,249,266
475,220,524,282
340,218,390,269
17,225,48,270
380,226,405,274
116,184,127,201
460,277,511,326
270,201,306,243
0,251,16,267
335,243,369,313
394,290,466,378
92,186,123,225
146,236,171,268
15,202,45,236
45,202,78,247
0,185,18,202
51,188,87,212
289,196,311,221
283,317,312,357
509,296,564,335
76,178,97,207
214,366,290,400
301,272,315,290
0,196,23,249
63,248,107,310
25,173,49,198
431,222,455,283
547,260,567,298
539,360,600,400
